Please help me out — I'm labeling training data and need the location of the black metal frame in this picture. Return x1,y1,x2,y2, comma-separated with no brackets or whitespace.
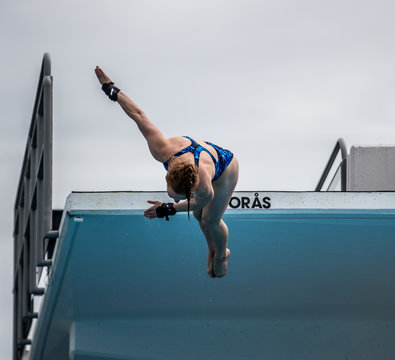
13,53,59,360
315,138,348,191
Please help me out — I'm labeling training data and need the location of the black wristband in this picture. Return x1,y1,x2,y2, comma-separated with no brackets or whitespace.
156,203,176,221
101,82,120,101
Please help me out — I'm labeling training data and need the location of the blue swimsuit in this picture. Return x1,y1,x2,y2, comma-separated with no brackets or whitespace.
163,136,234,181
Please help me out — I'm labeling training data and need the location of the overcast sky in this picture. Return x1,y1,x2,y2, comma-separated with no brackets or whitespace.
1,0,395,357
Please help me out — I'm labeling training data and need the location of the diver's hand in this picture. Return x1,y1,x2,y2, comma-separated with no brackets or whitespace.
95,66,113,85
144,200,162,219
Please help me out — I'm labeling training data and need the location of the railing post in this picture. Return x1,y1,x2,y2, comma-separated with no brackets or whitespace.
315,138,348,192
338,138,347,191
13,52,55,360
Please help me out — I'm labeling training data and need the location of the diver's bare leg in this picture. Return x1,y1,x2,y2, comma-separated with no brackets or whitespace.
198,158,239,278
194,209,216,277
199,218,230,277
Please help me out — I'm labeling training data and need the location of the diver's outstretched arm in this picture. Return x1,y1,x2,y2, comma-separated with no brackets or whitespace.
95,66,169,162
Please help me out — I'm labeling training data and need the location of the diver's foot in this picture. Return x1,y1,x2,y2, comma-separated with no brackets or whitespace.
213,248,231,278
207,251,216,278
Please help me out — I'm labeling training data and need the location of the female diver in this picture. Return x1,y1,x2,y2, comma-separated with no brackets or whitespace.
95,66,239,278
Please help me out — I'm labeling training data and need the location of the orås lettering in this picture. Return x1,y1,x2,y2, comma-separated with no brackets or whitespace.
229,193,271,209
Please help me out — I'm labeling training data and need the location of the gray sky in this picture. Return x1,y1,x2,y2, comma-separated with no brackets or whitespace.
1,0,395,357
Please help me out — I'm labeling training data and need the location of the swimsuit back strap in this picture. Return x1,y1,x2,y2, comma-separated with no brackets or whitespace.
163,136,218,169
183,136,217,166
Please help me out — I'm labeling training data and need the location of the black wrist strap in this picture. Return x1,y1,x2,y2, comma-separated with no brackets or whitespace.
102,82,120,101
156,203,176,221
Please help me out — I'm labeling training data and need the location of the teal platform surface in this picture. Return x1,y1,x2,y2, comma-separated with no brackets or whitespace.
29,192,395,360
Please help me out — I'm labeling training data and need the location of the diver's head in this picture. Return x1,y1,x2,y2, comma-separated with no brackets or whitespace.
166,160,199,217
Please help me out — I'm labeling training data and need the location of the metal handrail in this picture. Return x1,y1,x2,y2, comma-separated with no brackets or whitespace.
315,138,347,191
13,53,55,360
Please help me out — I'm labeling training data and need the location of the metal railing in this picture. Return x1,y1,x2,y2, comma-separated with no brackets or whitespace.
315,138,348,191
13,53,59,360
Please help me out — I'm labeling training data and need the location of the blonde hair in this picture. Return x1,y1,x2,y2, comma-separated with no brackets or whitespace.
166,161,199,219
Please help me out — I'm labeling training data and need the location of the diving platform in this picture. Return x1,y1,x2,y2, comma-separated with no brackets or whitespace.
27,191,395,360
13,53,395,360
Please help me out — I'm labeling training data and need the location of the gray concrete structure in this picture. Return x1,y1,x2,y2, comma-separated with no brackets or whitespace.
347,146,395,191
